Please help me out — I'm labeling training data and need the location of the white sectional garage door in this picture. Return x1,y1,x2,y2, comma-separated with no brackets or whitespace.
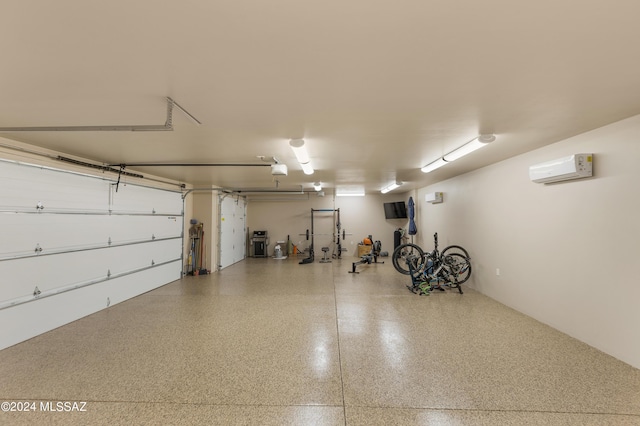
219,194,246,269
0,159,183,350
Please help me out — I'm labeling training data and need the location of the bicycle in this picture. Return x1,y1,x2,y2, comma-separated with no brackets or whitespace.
392,232,471,294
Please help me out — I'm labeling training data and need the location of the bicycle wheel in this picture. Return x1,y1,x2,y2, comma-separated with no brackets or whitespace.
441,244,470,259
392,243,425,275
442,253,472,285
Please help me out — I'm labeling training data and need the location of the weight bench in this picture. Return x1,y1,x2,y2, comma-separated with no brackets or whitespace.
319,247,331,263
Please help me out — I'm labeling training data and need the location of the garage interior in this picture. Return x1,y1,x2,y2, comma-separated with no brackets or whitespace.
1,1,640,424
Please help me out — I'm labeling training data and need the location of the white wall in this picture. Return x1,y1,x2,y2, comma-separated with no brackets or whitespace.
247,192,412,258
335,194,413,256
415,114,640,369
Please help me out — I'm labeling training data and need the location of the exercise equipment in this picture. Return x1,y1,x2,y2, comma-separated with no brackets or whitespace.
349,235,384,274
394,228,403,250
320,247,331,263
299,208,347,264
188,221,208,275
298,211,315,264
299,228,349,241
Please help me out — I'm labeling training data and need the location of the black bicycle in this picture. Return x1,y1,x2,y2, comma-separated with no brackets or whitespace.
392,233,471,293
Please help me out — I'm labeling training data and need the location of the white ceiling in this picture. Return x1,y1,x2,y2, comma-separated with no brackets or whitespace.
2,0,640,194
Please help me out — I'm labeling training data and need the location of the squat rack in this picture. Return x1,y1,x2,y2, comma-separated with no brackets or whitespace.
299,208,344,264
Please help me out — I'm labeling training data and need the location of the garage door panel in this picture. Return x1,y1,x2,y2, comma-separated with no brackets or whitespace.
0,261,181,350
111,185,183,214
0,158,184,350
219,195,246,269
0,214,182,257
0,239,181,302
0,161,110,211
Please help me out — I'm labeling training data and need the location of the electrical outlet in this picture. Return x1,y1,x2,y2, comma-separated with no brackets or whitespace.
496,268,500,276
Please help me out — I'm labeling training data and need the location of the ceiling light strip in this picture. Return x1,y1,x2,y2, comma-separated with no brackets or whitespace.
421,134,495,173
421,158,448,173
381,180,402,194
300,162,314,175
289,139,314,175
336,188,365,197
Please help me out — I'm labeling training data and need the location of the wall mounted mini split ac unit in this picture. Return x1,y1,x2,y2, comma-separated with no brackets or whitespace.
529,154,593,184
425,192,443,203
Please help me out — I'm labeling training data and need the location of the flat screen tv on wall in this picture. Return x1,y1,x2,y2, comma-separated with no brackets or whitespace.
383,201,408,219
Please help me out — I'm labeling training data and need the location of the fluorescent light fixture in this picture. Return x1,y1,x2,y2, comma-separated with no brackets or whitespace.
477,134,496,143
336,187,365,197
443,134,495,162
442,139,486,162
313,182,322,191
289,139,309,163
380,180,402,194
289,138,314,174
300,162,314,175
421,134,495,173
421,158,448,173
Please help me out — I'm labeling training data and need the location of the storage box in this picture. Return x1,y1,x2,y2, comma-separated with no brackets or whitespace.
357,244,372,257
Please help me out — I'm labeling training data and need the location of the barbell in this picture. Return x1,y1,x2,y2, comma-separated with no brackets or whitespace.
298,229,352,240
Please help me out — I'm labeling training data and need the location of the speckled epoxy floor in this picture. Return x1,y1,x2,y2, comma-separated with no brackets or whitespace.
1,257,639,425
